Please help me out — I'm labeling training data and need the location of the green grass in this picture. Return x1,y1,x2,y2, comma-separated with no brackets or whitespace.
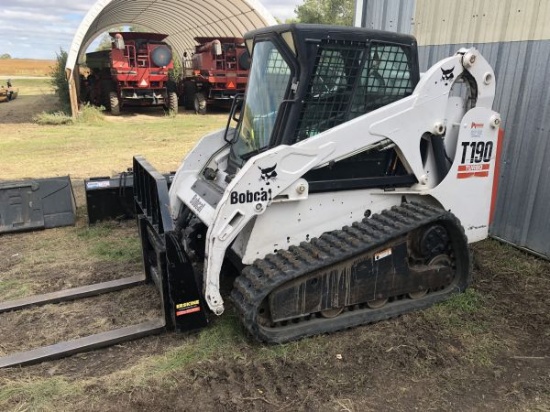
76,223,120,241
91,237,141,262
33,111,74,125
0,279,30,301
422,288,502,366
7,78,53,94
1,111,227,180
423,289,487,334
151,315,245,375
95,314,328,395
76,223,141,262
124,314,330,385
77,104,106,123
2,78,226,180
0,316,245,409
474,239,548,278
31,84,104,125
438,287,484,315
0,377,83,411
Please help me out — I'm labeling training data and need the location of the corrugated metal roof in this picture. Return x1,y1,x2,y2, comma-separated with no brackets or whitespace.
413,0,550,45
66,0,276,71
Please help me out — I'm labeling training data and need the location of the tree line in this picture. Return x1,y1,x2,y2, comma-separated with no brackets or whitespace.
293,0,354,25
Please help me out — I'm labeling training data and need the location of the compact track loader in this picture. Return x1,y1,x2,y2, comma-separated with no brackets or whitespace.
138,23,502,341
0,24,502,367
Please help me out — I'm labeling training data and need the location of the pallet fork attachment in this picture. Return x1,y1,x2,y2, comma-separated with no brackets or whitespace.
0,274,159,369
0,157,207,369
133,155,208,333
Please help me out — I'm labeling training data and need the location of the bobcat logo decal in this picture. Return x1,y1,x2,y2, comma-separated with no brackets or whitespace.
258,164,277,185
441,67,455,86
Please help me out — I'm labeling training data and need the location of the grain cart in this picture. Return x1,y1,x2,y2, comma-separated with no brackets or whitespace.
85,32,178,115
179,37,250,114
0,24,503,367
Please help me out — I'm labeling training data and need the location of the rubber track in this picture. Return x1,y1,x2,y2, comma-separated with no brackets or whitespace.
231,202,471,343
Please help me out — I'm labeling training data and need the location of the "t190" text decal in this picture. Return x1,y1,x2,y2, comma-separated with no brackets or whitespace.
457,141,493,179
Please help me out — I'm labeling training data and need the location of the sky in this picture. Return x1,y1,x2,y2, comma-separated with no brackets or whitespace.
0,0,302,60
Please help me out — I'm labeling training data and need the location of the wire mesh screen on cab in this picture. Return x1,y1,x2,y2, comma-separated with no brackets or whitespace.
295,40,414,141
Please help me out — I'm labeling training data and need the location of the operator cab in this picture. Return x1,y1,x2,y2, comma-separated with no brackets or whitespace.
227,24,421,191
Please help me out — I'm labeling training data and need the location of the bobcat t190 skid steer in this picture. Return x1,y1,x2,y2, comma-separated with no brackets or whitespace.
0,24,502,367
136,23,502,343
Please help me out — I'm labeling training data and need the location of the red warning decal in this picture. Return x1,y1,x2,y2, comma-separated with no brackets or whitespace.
176,307,201,316
227,81,236,89
175,300,201,316
457,163,490,179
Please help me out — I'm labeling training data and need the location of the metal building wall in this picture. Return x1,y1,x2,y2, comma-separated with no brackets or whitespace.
357,0,550,258
354,0,415,33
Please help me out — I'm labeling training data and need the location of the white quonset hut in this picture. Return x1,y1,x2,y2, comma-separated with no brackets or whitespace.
65,0,276,116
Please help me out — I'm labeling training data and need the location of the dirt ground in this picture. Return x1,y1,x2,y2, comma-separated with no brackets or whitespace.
0,84,167,124
0,89,549,411
1,213,549,411
0,87,54,124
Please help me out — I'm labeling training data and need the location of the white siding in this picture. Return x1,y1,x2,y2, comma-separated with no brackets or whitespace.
414,0,550,45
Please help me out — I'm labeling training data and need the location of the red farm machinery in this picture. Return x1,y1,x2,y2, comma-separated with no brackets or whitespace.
179,37,250,114
85,32,178,115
